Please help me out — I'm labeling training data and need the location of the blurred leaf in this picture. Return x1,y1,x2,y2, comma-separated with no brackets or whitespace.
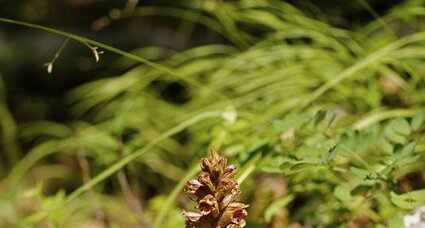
314,109,327,126
390,189,425,209
20,121,72,139
264,195,294,223
411,109,425,131
389,118,411,136
334,186,353,204
379,137,393,154
384,125,406,144
273,113,313,132
388,215,404,228
350,167,378,186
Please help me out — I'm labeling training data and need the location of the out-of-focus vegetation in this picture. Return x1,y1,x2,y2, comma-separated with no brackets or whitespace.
1,0,425,227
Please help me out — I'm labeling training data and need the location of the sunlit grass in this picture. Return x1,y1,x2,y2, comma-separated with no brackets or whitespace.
1,0,425,227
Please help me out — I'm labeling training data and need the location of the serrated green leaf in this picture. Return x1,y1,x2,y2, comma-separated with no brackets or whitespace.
273,113,313,132
398,155,420,166
350,167,378,186
379,137,393,154
357,125,380,153
261,166,284,174
280,162,293,171
296,145,326,160
400,141,416,157
351,185,372,195
390,189,425,209
334,186,353,203
289,162,316,173
384,126,406,144
350,167,370,178
392,142,419,166
323,144,340,162
411,110,425,131
390,118,411,136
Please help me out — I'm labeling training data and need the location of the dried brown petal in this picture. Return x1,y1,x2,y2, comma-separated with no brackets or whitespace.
211,148,228,168
216,178,239,202
200,158,212,172
226,202,249,210
211,165,224,180
198,172,216,191
223,165,237,179
183,211,211,228
197,194,220,217
217,178,238,192
225,224,242,228
210,147,221,163
185,220,211,228
218,203,249,227
220,191,239,208
185,179,210,200
185,179,204,193
182,211,202,222
231,208,248,226
218,156,228,169
201,148,228,180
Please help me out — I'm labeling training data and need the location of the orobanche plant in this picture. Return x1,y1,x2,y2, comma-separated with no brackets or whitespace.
182,148,249,228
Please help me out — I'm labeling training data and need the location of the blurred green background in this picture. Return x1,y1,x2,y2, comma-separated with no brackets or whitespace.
1,0,425,227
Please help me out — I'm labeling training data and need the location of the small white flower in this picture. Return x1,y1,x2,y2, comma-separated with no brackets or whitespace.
90,47,104,62
222,109,237,124
404,206,425,228
44,62,53,74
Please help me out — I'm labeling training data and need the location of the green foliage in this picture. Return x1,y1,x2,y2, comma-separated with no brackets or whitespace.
1,0,425,227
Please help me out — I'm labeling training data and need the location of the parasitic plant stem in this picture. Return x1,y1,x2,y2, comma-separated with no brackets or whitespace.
183,148,249,228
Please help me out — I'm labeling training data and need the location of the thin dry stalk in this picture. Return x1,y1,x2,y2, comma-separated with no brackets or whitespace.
76,141,110,227
116,138,151,227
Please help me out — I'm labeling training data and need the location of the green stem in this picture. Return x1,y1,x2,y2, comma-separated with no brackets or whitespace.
15,111,223,224
153,164,199,228
65,111,223,204
354,109,417,130
294,31,425,112
0,17,230,103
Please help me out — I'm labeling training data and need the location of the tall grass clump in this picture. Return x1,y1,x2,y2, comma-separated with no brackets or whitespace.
0,0,425,227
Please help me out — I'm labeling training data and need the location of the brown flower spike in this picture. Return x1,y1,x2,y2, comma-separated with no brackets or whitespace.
183,148,249,228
